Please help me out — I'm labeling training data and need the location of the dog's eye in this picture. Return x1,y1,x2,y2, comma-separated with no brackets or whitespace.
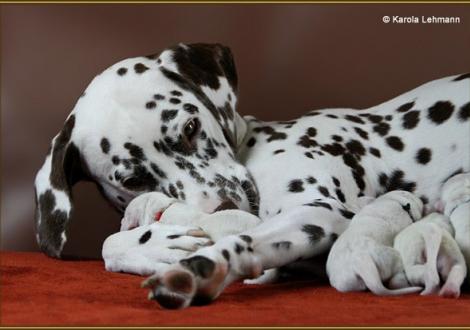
183,118,200,142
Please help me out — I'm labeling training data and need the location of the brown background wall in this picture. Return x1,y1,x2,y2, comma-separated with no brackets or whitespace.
1,4,469,258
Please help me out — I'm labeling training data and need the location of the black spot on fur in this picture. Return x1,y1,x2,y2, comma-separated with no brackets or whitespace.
169,98,181,104
428,101,454,125
368,115,383,124
305,152,314,159
326,114,338,119
169,184,178,198
134,63,149,74
161,110,178,122
122,165,157,191
306,176,317,184
335,189,346,203
150,162,167,178
139,230,152,244
288,180,304,193
339,208,355,219
332,177,340,187
332,135,343,142
307,127,317,137
124,142,146,160
321,143,345,156
396,101,414,113
117,67,127,76
416,148,432,165
373,122,390,136
274,149,285,155
369,147,381,158
386,136,405,151
344,115,365,124
402,110,420,129
154,94,165,100
304,201,333,210
318,186,330,197
254,126,287,142
383,170,416,192
167,234,181,239
297,135,318,149
452,73,470,81
345,139,366,156
354,127,369,140
458,102,470,122
222,249,230,261
239,235,252,243
171,90,183,96
302,224,325,245
180,256,215,279
234,243,244,254
183,103,199,114
146,101,156,109
100,138,110,154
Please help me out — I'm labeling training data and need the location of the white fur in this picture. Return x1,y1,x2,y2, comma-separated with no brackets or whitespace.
326,191,424,295
394,213,467,298
440,173,470,283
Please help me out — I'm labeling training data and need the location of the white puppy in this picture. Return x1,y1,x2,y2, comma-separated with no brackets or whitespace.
439,173,470,281
103,198,261,276
326,190,423,295
394,212,466,298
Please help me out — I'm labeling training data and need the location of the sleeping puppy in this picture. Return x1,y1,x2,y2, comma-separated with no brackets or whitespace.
326,190,423,296
439,173,470,281
394,213,466,298
103,201,261,275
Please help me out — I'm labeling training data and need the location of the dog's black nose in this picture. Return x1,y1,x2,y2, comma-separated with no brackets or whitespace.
213,200,238,212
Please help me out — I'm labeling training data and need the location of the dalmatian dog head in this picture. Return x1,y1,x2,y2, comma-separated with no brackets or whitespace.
34,43,259,258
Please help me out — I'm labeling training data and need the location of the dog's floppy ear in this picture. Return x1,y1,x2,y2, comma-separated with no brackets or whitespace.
171,43,238,95
34,114,88,258
167,43,243,150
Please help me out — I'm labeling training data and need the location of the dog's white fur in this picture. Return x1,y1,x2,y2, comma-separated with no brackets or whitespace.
103,194,262,275
326,190,423,295
440,173,470,282
394,212,466,298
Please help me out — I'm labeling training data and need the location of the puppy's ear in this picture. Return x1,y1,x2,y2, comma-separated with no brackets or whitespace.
34,114,88,258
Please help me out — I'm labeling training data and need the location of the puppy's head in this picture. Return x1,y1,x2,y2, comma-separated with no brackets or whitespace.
34,43,258,258
440,173,470,215
376,190,423,222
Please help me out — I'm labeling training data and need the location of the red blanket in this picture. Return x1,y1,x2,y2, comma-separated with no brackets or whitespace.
1,251,469,326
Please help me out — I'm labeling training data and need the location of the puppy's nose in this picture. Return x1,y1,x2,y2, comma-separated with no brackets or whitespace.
213,200,238,212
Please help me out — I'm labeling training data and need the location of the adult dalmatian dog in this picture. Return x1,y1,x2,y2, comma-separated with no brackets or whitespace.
34,43,470,309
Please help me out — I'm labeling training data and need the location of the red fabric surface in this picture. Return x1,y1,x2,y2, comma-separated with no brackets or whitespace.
1,251,469,326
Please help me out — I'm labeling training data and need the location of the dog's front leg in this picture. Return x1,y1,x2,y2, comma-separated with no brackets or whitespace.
142,202,352,309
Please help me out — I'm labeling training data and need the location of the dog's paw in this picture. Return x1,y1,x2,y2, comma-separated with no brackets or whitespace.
142,235,262,309
121,192,177,231
103,223,214,276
